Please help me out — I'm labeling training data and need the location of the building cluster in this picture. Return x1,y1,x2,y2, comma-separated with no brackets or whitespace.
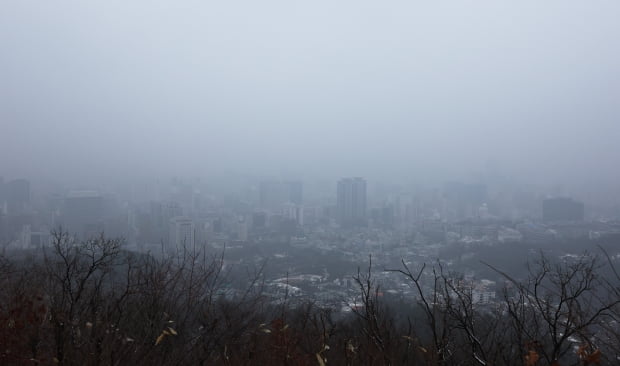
2,174,619,311
2,175,618,251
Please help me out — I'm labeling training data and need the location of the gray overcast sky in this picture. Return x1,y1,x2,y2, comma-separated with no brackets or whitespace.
1,1,619,194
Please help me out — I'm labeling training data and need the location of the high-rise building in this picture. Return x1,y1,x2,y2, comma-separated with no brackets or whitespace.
283,202,304,226
169,216,195,252
287,181,303,205
542,197,584,222
63,191,104,239
443,181,487,220
235,216,248,241
337,177,367,227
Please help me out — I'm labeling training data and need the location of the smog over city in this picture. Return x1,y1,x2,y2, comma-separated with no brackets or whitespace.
1,1,620,365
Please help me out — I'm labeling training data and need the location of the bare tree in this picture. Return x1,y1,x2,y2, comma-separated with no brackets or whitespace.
42,230,122,364
486,252,620,365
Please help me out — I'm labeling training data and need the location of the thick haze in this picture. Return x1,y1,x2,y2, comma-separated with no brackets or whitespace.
1,1,619,197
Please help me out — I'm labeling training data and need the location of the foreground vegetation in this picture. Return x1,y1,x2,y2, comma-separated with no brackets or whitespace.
2,231,620,365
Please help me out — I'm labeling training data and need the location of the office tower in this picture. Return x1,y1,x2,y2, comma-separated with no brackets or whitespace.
63,191,104,238
235,216,248,241
283,202,304,226
542,197,584,222
287,181,303,205
443,181,487,219
337,177,367,227
150,201,182,228
169,216,195,252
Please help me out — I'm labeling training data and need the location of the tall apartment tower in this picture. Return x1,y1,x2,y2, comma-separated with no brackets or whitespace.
337,177,367,227
169,216,195,253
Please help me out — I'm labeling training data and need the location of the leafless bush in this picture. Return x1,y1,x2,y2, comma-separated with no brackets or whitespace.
3,232,620,366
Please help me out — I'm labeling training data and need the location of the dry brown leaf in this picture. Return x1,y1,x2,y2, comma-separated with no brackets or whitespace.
585,349,601,365
525,350,539,366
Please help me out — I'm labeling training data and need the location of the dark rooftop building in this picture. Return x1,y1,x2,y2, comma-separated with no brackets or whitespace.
63,191,104,238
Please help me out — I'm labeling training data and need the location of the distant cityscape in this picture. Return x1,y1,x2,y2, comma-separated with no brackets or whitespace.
2,174,619,310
